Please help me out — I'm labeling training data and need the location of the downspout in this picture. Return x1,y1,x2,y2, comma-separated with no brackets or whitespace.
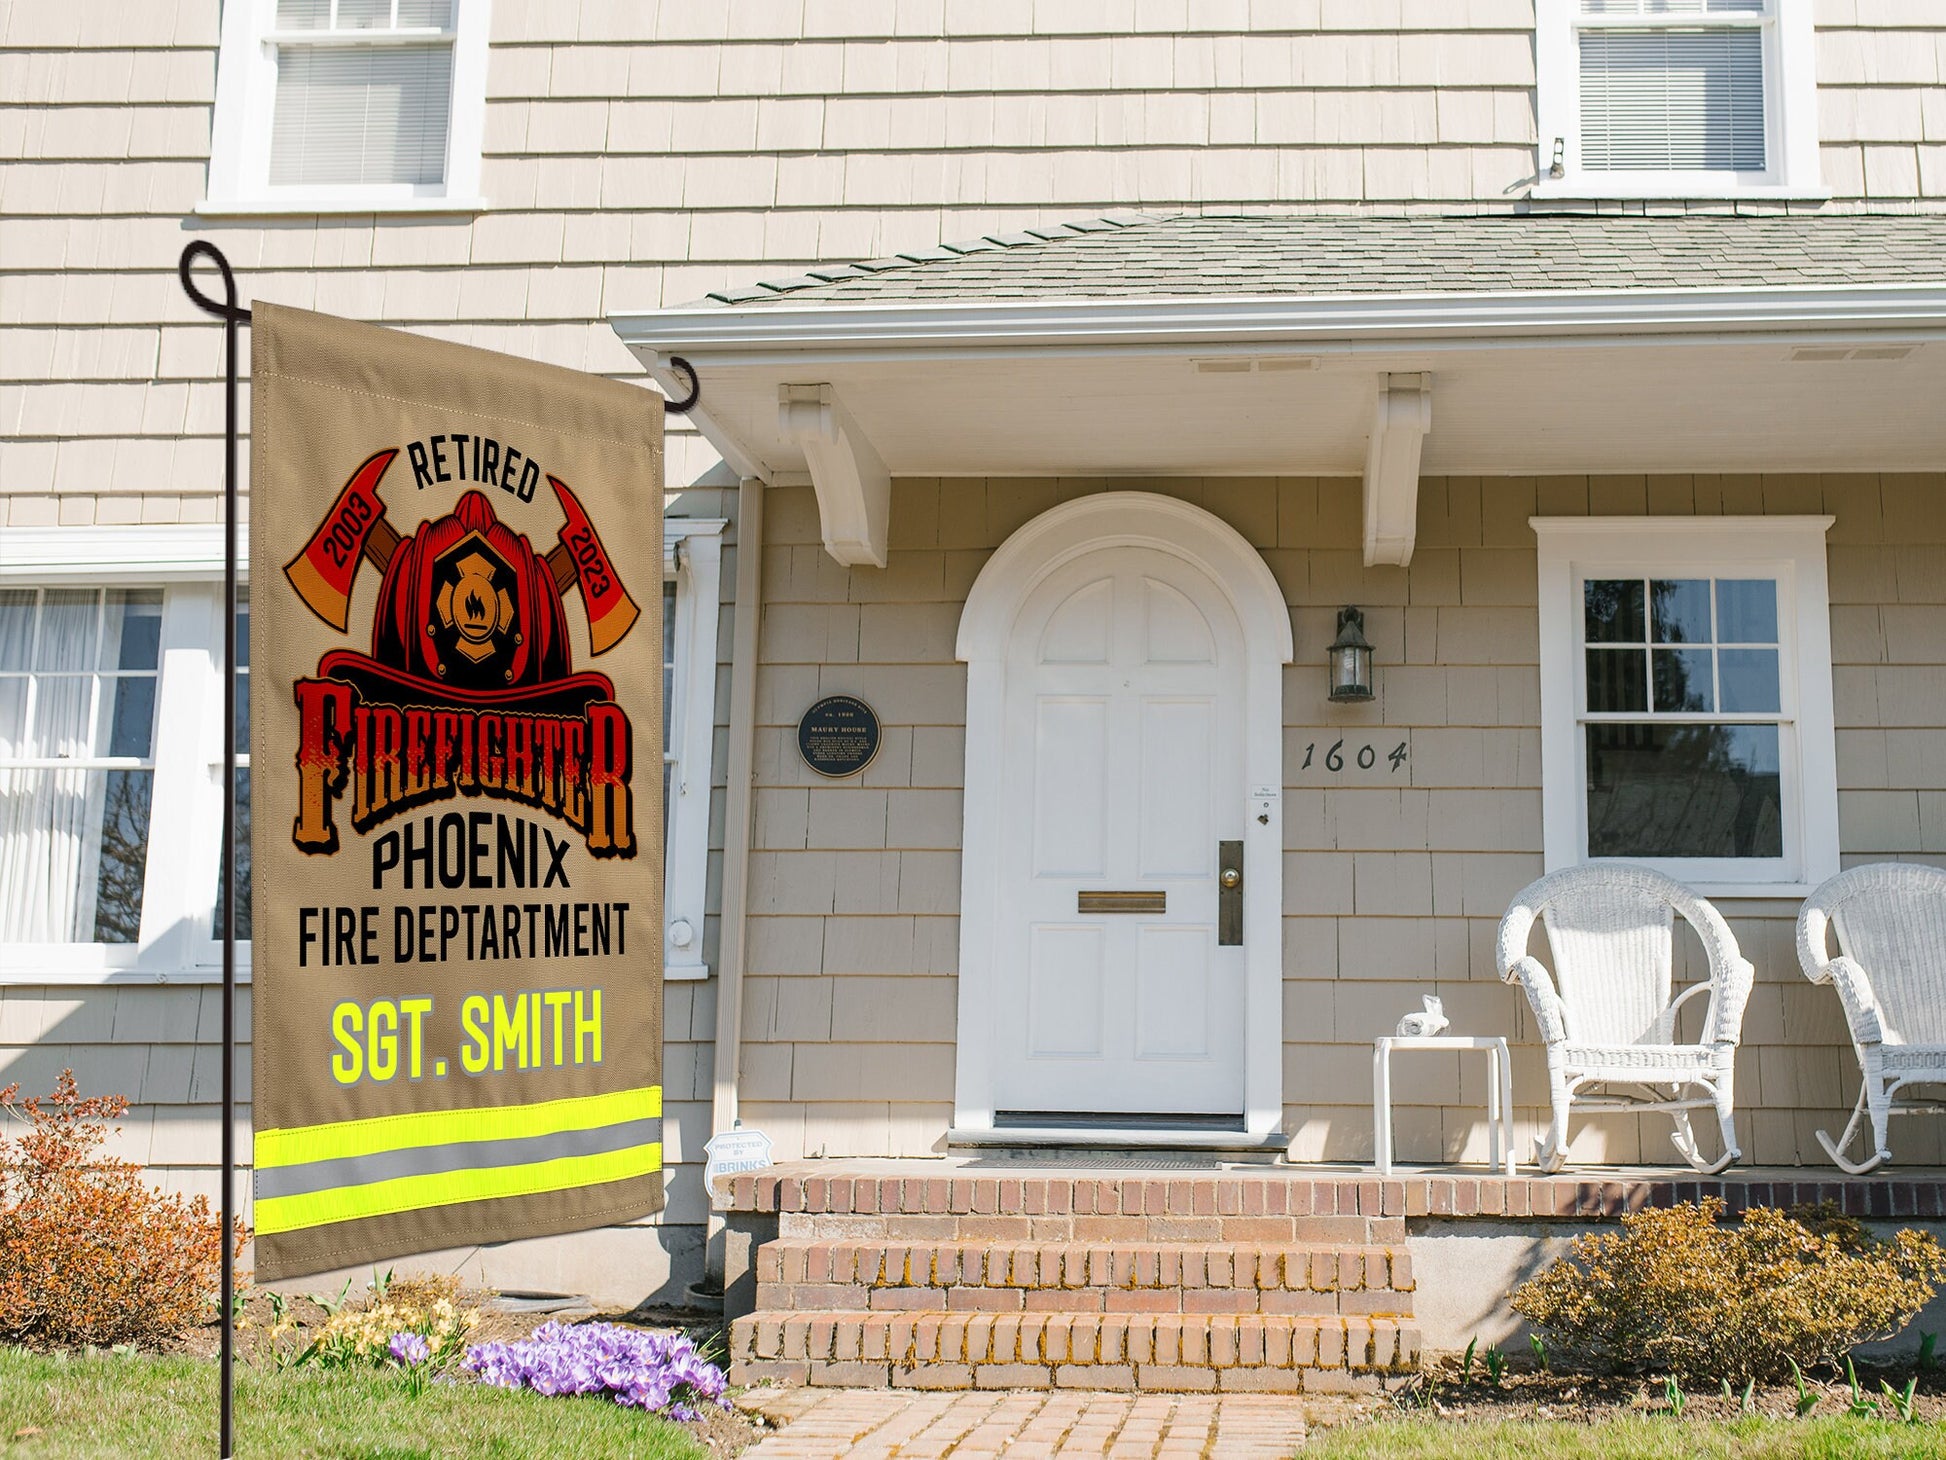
703,475,764,1290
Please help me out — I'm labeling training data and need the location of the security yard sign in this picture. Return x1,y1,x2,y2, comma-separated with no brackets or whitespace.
250,303,665,1280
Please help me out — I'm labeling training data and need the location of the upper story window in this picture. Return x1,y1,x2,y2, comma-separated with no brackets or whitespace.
202,0,491,216
1536,0,1823,200
1534,517,1839,896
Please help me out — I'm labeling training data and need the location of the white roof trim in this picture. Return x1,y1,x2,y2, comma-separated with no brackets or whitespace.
613,283,1946,362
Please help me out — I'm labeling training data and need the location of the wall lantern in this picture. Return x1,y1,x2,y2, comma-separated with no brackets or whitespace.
1327,606,1375,702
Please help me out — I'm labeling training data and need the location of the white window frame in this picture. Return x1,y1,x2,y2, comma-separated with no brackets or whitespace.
662,518,726,982
1534,516,1838,897
1534,0,1824,201
0,521,725,985
0,527,245,984
200,0,492,217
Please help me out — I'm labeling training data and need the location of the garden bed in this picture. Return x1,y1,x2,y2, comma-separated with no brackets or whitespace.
1299,1352,1946,1457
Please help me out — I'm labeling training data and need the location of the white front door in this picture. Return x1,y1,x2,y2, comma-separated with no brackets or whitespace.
990,545,1247,1118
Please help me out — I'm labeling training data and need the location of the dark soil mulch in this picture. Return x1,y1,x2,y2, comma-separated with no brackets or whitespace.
1385,1352,1946,1426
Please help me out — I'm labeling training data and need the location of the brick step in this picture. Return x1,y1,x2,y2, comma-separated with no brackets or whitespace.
756,1239,1413,1316
730,1308,1420,1393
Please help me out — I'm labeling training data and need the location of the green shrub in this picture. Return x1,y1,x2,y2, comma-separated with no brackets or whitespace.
1511,1197,1946,1383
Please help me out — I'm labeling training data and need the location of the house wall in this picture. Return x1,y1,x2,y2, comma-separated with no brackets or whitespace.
4,0,1946,1296
743,472,1946,1168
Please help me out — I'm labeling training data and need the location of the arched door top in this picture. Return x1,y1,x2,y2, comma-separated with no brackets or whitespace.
957,492,1294,667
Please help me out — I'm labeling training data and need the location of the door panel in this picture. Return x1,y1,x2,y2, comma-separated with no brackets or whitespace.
993,546,1247,1118
1027,924,1105,1058
1135,924,1213,1059
1138,699,1214,877
1032,697,1109,876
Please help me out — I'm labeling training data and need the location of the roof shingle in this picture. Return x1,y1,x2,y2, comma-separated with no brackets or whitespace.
698,212,1946,309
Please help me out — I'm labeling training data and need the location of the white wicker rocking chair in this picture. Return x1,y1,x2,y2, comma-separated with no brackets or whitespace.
1796,862,1946,1175
1498,865,1754,1175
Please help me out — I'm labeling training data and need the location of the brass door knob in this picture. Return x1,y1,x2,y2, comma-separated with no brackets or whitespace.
1220,868,1242,889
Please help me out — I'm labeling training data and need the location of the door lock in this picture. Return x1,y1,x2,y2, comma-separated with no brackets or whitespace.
1218,840,1243,945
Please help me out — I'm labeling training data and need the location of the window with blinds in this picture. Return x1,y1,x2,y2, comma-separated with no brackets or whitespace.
268,0,455,188
1575,0,1770,175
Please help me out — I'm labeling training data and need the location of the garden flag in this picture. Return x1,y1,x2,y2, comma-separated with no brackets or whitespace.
249,303,665,1280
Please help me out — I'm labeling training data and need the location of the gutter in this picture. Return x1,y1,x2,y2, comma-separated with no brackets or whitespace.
613,282,1946,363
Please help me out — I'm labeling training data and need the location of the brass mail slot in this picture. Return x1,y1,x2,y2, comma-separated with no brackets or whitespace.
1078,890,1166,914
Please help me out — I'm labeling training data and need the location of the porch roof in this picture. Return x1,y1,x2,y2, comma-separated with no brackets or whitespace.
698,212,1946,309
612,212,1946,567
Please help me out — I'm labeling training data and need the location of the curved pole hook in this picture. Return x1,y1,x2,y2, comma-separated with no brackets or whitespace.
179,239,251,324
662,355,701,415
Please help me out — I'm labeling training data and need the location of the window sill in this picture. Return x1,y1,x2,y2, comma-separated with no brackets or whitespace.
0,958,254,988
1529,179,1831,203
194,196,489,218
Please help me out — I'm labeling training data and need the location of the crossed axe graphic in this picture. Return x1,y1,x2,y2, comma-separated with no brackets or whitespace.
283,448,641,655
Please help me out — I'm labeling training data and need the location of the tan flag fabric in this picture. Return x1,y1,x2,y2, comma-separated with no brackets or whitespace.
249,303,664,1280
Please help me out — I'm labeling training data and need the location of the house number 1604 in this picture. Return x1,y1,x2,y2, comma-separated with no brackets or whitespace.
1299,739,1408,773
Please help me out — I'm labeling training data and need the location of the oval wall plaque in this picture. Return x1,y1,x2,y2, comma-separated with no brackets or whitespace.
798,694,881,778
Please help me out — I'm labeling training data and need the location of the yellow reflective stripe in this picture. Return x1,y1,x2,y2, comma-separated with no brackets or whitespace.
255,1085,662,1170
254,1141,662,1236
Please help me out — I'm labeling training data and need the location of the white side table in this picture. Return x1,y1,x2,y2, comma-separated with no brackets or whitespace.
1372,1035,1516,1177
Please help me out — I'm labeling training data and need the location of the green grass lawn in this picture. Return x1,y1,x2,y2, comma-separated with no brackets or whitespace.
1307,1415,1946,1459
0,1349,708,1460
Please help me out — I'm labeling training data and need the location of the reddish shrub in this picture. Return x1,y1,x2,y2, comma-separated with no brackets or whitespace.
0,1070,246,1348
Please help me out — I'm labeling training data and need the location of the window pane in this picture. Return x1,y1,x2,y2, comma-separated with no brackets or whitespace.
1716,579,1777,643
0,590,36,670
1586,723,1782,858
397,0,454,25
214,767,252,942
0,678,23,755
109,590,163,670
29,676,91,757
276,0,332,27
36,590,97,670
1585,579,1645,643
91,769,152,943
1580,28,1767,172
271,41,453,186
0,766,153,942
107,675,157,758
1650,579,1712,643
337,0,392,27
1719,648,1781,713
1586,647,1648,712
233,600,251,754
1652,647,1714,712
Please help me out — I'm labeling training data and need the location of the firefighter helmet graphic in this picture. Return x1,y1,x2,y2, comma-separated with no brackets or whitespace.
284,446,643,859
282,450,641,715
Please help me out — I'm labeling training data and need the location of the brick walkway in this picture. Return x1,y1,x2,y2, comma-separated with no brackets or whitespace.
738,1389,1308,1458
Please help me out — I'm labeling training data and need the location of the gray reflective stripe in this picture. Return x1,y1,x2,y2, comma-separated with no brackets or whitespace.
254,1116,662,1202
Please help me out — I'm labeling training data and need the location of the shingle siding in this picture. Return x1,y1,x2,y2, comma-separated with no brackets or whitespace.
3,0,1945,1282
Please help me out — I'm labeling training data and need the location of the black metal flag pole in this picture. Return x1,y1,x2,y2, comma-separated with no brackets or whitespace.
175,241,699,1458
177,240,245,1460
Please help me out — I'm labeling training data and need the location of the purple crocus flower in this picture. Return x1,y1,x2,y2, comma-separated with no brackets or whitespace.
462,1321,729,1419
389,1332,431,1367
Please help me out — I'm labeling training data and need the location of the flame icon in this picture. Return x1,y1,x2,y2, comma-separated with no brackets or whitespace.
435,543,517,666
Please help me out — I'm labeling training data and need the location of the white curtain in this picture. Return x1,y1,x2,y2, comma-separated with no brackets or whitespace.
0,590,149,944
